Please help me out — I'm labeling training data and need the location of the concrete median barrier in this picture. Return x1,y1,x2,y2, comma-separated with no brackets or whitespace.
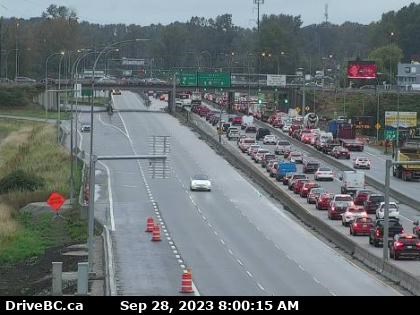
178,110,420,296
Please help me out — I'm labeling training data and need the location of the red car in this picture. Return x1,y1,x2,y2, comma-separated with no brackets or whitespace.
389,234,420,260
353,189,373,206
316,193,333,210
328,200,353,220
232,116,242,126
300,182,320,198
294,179,310,194
349,217,374,236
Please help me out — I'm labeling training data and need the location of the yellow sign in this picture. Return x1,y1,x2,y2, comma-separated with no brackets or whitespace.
384,111,417,128
295,107,301,113
375,123,381,130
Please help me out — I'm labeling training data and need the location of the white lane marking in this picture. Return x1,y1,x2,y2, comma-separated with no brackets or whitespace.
257,283,265,291
400,215,414,223
313,277,320,284
220,239,225,245
237,259,244,266
298,265,305,271
228,249,234,255
213,230,218,236
97,111,128,137
246,271,254,278
104,226,117,295
120,184,137,188
98,161,115,231
329,291,336,296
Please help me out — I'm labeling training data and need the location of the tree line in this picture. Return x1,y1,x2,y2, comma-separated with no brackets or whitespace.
0,3,418,84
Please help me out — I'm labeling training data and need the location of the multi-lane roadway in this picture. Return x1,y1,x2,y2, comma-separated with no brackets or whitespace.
78,91,403,295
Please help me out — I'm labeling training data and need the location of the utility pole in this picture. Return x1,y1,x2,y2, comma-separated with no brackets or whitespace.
254,0,264,33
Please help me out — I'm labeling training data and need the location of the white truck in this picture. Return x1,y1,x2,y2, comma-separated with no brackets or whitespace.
191,91,202,105
340,170,365,195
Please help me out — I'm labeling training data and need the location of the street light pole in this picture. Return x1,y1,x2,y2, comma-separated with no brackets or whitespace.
57,53,65,143
15,22,19,80
45,51,65,120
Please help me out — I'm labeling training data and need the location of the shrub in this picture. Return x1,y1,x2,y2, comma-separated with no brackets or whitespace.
0,169,45,194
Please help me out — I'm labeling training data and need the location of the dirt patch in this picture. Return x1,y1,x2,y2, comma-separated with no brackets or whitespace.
0,244,85,296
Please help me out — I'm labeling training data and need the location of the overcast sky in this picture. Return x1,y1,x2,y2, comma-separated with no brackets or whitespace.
2,0,419,27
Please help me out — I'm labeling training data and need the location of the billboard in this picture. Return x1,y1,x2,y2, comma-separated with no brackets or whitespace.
385,111,417,128
347,61,377,79
351,116,374,129
121,58,145,66
267,74,286,87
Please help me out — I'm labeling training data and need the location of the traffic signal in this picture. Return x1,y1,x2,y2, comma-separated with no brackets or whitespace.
258,99,262,104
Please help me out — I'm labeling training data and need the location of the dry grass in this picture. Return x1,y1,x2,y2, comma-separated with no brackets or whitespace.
0,203,19,241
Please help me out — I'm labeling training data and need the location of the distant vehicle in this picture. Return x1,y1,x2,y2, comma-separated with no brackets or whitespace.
81,125,91,132
302,159,320,174
376,202,399,219
314,167,334,181
332,146,350,159
353,189,373,206
111,89,121,95
227,129,240,141
274,140,291,155
350,217,374,236
176,93,192,107
328,195,354,220
261,153,276,168
245,125,257,133
276,161,297,181
288,151,303,164
14,76,36,84
232,116,242,126
393,142,420,181
369,218,403,247
190,175,211,191
254,148,270,163
303,113,319,129
191,91,202,105
307,187,326,204
316,192,334,210
293,178,310,194
363,194,385,214
340,170,365,195
389,234,420,260
238,138,256,153
262,135,277,144
288,174,308,191
256,128,271,141
341,206,367,226
353,157,370,169
300,182,320,198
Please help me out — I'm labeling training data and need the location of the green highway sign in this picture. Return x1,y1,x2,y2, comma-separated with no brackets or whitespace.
197,72,231,88
82,88,93,97
178,73,197,87
384,130,397,140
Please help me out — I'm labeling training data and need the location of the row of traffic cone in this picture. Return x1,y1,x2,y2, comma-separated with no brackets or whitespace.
145,217,194,293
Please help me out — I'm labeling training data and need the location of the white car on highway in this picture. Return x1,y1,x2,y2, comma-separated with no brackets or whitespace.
341,206,368,226
288,151,303,163
190,175,212,191
314,167,334,181
353,157,371,169
376,202,399,219
282,124,292,132
262,135,277,144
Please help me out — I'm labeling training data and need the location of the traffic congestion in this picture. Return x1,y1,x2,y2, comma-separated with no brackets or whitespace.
189,100,420,266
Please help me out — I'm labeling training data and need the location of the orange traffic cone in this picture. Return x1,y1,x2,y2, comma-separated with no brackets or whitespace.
145,217,155,232
180,269,194,293
151,224,161,241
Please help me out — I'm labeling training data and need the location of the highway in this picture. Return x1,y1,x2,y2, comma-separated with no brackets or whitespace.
192,103,419,280
93,91,400,295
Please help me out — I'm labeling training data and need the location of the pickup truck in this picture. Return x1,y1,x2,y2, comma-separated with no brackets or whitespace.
369,218,404,247
276,162,297,181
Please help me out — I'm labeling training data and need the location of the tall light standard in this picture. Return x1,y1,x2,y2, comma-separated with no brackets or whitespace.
15,22,19,80
88,38,150,270
57,52,66,143
45,51,65,119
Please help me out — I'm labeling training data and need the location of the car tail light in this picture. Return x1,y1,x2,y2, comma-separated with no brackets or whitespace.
353,223,358,228
416,242,420,249
376,229,381,237
331,207,335,212
395,242,404,248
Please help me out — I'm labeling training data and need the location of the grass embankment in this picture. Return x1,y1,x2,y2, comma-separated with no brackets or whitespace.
0,120,85,263
67,96,108,107
0,105,71,120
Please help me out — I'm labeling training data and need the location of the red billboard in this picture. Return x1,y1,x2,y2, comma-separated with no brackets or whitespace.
347,61,377,79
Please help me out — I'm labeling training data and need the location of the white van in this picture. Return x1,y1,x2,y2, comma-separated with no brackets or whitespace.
340,170,365,195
